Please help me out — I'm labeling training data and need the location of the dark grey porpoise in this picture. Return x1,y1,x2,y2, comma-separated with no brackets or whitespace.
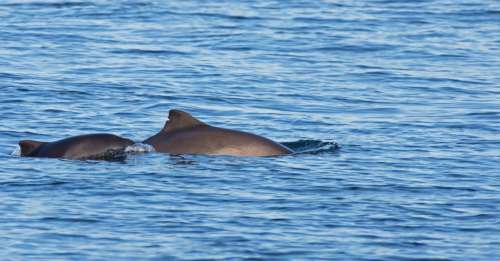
19,134,134,160
143,109,293,157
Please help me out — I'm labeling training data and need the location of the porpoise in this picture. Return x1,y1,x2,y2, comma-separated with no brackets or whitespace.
19,133,134,160
143,109,293,157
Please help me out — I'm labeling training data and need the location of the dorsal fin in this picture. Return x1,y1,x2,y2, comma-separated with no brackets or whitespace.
19,140,46,156
163,109,206,133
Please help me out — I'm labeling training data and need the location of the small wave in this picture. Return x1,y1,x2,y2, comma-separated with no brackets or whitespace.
39,217,100,223
174,11,263,21
282,140,340,155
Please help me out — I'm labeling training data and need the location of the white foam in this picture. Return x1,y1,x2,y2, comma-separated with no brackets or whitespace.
125,143,156,153
11,145,21,156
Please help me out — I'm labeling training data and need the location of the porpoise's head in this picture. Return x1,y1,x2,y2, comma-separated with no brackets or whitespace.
19,140,47,157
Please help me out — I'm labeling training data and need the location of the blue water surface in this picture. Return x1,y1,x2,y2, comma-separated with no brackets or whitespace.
1,0,499,260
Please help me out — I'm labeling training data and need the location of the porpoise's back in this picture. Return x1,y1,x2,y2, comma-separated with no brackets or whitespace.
22,134,134,160
152,125,293,156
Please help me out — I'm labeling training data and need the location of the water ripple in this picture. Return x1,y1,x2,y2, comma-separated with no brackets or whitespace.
0,0,499,260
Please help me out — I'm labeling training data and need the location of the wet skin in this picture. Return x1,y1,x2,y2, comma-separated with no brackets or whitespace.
19,133,134,160
144,109,293,157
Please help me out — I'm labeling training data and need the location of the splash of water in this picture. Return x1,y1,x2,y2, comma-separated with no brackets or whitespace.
11,145,21,156
125,143,156,154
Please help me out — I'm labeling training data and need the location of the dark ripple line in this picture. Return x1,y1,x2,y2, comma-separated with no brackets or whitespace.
0,72,23,80
293,17,356,24
110,48,191,56
38,232,91,240
0,2,94,8
39,217,100,223
439,123,498,132
2,31,98,43
315,44,397,53
465,111,500,117
0,181,68,187
158,10,267,21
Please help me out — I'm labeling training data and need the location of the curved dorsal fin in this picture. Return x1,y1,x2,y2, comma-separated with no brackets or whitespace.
19,140,46,156
163,109,206,133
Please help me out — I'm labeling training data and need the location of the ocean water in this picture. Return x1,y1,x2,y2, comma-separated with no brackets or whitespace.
1,0,499,259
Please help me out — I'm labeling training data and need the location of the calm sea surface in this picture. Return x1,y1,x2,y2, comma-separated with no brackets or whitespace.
1,0,499,260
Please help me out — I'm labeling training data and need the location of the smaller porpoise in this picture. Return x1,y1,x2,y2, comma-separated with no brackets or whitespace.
143,109,293,157
19,134,134,160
